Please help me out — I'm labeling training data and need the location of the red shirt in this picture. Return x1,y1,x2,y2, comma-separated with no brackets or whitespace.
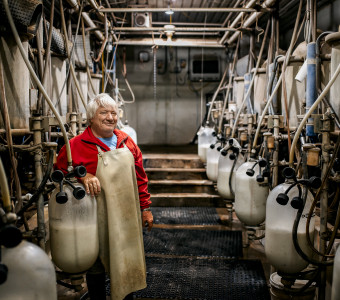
55,127,151,210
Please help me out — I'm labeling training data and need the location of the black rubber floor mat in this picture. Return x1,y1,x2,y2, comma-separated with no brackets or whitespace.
151,207,222,225
134,257,270,300
143,228,242,258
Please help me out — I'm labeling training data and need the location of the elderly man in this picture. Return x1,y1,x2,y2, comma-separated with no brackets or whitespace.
56,93,153,300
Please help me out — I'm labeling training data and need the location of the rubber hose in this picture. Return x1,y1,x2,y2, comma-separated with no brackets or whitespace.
228,152,238,197
17,149,55,216
292,186,334,266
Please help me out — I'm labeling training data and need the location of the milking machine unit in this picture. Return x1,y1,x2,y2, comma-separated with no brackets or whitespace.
0,155,57,299
49,166,99,289
0,0,114,296
196,1,340,297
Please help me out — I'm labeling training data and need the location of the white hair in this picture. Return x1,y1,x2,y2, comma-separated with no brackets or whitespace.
86,93,118,122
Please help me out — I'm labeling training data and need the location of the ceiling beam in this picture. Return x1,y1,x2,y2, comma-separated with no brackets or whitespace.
151,22,222,26
114,37,225,48
112,27,238,32
99,7,257,13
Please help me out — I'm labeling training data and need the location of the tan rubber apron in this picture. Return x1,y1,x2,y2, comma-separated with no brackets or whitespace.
95,144,146,300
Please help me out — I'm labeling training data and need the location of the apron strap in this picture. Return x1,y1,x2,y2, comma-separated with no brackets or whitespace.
96,145,108,166
96,145,104,153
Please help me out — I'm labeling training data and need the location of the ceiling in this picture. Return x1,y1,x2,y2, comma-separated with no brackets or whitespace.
41,0,334,48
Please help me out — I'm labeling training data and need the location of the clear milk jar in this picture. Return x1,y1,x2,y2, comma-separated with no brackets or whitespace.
197,127,216,163
234,161,269,226
265,183,315,274
49,183,99,274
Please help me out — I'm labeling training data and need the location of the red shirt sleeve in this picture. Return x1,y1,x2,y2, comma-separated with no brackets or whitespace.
134,147,151,210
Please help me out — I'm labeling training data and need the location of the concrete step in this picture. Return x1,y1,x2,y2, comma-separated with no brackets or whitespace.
143,154,204,169
145,167,207,180
148,179,216,194
150,193,225,207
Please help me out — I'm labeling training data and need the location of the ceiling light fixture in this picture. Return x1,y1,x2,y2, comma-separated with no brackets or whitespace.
164,24,175,42
165,6,174,15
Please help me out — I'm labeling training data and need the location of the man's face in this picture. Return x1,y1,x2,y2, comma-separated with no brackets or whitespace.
90,105,118,138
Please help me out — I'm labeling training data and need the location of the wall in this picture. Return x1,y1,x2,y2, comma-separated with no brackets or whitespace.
0,35,30,129
116,46,226,145
281,0,340,49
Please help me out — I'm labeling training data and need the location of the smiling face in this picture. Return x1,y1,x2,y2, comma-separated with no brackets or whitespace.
90,105,118,138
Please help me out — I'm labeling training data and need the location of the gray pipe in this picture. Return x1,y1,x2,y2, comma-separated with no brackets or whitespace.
82,12,104,41
65,0,79,10
227,0,276,45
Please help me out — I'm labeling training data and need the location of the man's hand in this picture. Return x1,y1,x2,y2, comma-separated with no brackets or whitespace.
80,173,101,196
142,210,153,232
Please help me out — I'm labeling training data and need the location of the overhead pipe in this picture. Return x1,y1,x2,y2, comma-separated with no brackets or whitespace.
103,0,117,25
113,38,224,48
120,32,220,37
99,7,258,13
82,12,104,41
226,0,276,45
65,0,79,11
86,0,118,42
219,0,257,45
152,22,222,26
112,27,238,32
222,0,243,27
3,0,73,168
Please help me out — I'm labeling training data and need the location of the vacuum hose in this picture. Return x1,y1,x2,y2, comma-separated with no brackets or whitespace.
17,149,55,216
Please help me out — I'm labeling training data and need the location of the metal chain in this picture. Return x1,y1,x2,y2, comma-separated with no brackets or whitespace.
153,47,157,101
